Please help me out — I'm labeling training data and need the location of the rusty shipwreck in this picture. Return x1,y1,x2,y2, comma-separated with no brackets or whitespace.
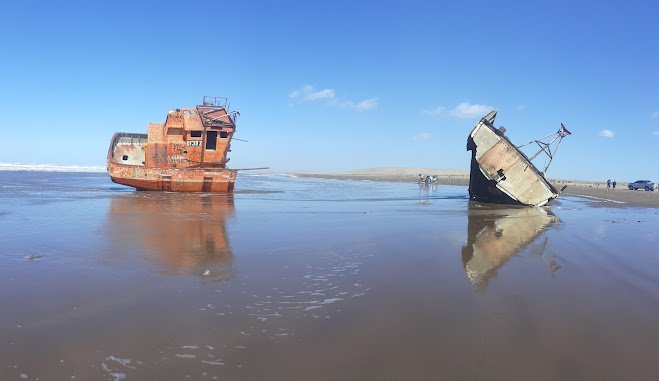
467,111,571,207
107,97,239,192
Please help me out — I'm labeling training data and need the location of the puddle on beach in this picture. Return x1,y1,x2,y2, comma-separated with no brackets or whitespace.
1,172,659,380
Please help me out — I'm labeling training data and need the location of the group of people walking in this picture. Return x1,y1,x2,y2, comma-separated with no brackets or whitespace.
607,179,617,190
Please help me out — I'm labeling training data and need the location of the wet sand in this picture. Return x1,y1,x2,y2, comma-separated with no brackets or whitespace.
294,168,659,207
2,171,659,380
553,180,659,207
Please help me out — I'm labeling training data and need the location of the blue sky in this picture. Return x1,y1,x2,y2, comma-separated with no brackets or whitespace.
0,0,657,181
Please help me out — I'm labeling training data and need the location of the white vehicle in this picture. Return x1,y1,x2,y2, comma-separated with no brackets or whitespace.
627,180,656,191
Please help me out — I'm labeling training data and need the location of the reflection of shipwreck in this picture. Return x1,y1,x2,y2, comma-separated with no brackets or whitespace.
461,202,559,289
107,96,240,193
467,111,571,206
108,193,234,280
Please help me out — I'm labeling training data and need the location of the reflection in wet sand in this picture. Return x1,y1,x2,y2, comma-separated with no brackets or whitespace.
108,193,234,280
5,172,659,379
461,202,559,288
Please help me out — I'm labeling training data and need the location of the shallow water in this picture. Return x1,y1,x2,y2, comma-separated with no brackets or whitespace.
1,171,659,380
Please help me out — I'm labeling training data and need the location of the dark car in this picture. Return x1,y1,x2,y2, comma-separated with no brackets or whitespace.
627,180,656,191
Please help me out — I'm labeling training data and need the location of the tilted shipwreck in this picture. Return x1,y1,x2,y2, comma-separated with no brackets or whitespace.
467,111,571,207
107,97,240,192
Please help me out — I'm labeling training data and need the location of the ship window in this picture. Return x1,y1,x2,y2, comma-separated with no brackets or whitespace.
190,130,202,138
220,131,229,139
122,155,128,161
167,127,183,135
206,131,217,150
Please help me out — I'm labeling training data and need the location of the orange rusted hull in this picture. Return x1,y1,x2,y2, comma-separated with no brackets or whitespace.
106,97,240,193
108,163,236,193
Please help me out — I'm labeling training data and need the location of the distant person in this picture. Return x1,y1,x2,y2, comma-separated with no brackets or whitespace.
607,179,611,189
612,180,617,190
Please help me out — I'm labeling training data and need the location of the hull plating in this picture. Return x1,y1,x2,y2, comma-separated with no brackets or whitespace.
106,97,239,193
467,112,558,207
108,164,236,193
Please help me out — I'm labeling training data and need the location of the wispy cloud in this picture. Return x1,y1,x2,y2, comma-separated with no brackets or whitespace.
654,131,659,136
598,129,615,138
651,111,659,119
423,102,494,118
353,98,378,111
517,105,526,111
413,132,433,142
290,85,377,111
450,102,495,118
289,85,335,101
423,106,445,116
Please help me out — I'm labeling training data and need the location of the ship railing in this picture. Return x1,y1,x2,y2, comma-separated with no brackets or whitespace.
115,132,148,146
197,96,238,127
200,96,228,108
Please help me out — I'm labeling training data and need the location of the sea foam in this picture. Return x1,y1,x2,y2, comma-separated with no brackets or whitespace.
0,163,106,173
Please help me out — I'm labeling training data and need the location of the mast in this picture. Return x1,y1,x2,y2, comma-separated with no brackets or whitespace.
518,123,572,175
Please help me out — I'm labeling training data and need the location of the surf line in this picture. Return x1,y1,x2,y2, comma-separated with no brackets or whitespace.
576,194,626,204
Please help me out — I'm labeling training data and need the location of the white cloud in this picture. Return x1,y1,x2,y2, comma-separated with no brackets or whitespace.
517,105,526,111
290,85,376,111
598,129,615,138
651,111,659,119
289,85,335,101
413,132,433,142
422,102,494,118
450,102,495,118
654,131,659,136
423,105,445,116
353,98,378,111
333,98,379,111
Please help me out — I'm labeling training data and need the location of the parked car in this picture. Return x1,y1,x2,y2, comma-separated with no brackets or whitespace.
627,180,656,191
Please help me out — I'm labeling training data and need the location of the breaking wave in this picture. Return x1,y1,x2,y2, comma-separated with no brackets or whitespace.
0,163,106,173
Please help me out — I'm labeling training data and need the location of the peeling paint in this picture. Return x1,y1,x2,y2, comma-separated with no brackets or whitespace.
107,97,239,193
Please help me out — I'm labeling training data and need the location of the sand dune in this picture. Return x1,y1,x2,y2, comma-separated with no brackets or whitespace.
294,167,469,185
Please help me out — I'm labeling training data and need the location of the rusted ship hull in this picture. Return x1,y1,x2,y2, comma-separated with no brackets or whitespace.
467,111,559,207
106,97,240,193
108,163,237,192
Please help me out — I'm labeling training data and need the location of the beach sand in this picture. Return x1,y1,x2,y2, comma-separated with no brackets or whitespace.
294,167,659,207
